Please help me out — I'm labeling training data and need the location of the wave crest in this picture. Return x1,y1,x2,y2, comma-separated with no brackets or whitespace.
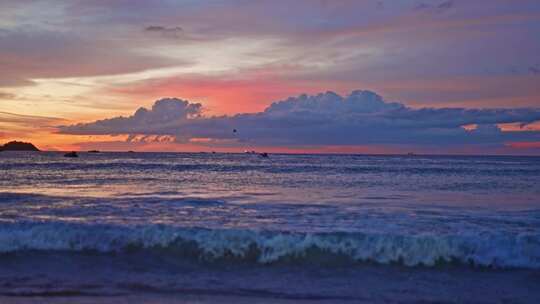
1,222,539,269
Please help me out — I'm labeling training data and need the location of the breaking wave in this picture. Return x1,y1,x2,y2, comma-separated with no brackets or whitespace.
1,222,539,269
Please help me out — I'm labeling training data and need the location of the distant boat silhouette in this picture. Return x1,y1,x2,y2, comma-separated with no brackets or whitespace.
259,152,269,158
64,151,78,158
88,150,100,153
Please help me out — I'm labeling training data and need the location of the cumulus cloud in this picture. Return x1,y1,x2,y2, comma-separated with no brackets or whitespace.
61,98,202,136
58,90,540,147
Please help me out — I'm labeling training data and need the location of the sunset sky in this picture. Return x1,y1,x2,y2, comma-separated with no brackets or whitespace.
1,0,540,154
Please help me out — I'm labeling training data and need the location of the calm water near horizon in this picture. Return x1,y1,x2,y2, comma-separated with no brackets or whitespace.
1,151,539,303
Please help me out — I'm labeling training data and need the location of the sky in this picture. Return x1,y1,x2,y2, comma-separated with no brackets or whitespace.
1,0,540,154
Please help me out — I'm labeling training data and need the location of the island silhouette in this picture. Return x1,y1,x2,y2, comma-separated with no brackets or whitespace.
0,141,40,151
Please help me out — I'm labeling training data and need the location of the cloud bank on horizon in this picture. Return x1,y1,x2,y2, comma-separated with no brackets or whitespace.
59,90,540,148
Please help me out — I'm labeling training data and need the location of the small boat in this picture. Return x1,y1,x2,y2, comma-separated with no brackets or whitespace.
88,150,100,153
259,152,269,158
64,151,78,158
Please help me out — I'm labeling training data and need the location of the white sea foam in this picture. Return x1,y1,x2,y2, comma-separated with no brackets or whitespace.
0,222,538,269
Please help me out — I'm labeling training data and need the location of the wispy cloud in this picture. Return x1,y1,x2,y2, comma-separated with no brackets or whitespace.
0,92,16,100
414,0,454,12
0,111,67,128
144,25,184,38
0,27,182,88
0,111,68,142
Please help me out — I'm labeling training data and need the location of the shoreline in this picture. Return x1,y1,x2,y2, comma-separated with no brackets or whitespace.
1,251,539,304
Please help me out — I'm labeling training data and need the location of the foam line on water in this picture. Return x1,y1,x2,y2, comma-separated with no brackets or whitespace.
0,222,538,269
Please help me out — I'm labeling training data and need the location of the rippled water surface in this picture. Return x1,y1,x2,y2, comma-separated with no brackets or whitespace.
1,151,539,303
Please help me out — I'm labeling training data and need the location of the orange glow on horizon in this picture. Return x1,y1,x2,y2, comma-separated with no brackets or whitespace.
105,75,358,115
506,141,540,149
498,122,540,132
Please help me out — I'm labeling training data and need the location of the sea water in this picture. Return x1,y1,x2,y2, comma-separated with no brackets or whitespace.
0,152,539,303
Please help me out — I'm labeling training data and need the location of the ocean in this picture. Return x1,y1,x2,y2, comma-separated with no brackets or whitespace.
0,151,539,303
